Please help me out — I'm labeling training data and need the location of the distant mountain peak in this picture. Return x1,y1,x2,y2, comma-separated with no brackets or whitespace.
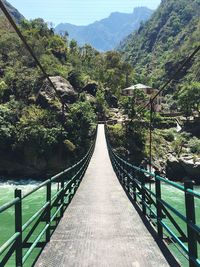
55,7,153,51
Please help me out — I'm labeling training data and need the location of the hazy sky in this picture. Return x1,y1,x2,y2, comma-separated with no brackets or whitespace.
8,0,161,26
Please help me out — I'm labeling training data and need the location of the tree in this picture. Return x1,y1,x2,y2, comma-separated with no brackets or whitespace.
178,82,200,117
67,101,96,150
0,80,8,100
95,89,107,119
120,89,147,120
69,39,78,54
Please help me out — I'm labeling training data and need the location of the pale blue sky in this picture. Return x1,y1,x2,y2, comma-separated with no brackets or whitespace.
8,0,161,26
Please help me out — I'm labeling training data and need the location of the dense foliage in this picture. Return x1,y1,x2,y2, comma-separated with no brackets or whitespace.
119,0,200,90
0,0,199,179
0,12,137,178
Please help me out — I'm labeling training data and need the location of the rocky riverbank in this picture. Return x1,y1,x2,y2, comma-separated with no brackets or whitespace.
166,155,200,184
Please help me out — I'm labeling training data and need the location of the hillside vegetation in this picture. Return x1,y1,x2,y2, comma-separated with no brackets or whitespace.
0,13,136,178
0,0,200,181
119,0,200,90
113,0,200,182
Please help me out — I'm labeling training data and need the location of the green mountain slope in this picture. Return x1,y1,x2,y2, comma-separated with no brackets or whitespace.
119,0,200,89
0,0,24,23
55,7,153,52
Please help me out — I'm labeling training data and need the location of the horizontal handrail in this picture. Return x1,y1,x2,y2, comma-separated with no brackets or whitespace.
22,180,51,199
105,125,199,267
0,232,20,255
22,224,49,264
0,126,97,266
22,202,50,232
21,138,96,200
0,198,20,213
111,145,199,198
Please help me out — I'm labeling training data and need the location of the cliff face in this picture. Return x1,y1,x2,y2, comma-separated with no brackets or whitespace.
0,145,71,179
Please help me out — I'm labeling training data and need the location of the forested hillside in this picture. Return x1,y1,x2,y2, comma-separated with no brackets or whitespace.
112,0,200,181
0,14,135,178
119,0,200,89
0,0,200,181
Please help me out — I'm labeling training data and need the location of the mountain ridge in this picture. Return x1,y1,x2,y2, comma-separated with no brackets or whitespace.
55,7,154,51
0,0,24,23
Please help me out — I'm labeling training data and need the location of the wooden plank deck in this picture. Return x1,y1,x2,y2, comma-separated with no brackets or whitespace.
35,124,179,267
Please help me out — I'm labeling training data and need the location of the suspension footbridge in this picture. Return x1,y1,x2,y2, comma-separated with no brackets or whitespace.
35,125,178,267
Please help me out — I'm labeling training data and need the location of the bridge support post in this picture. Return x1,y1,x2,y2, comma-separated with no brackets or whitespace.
46,182,51,243
141,178,146,216
15,189,23,267
184,180,197,267
130,168,136,201
132,179,137,201
60,178,65,217
155,172,163,238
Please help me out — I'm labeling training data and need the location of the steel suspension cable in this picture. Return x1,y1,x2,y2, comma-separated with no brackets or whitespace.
135,45,200,183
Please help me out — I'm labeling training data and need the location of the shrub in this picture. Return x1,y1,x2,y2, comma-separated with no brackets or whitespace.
163,129,176,142
188,137,200,154
64,139,76,152
172,136,185,156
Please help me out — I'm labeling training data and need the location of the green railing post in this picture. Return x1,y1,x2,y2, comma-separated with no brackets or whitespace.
184,180,197,267
133,180,137,201
130,167,137,201
46,182,51,243
60,178,65,217
141,177,146,216
15,189,22,267
155,171,163,238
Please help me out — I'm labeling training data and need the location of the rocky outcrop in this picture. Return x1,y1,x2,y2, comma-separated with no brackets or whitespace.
105,90,118,108
184,119,200,138
37,76,78,108
166,156,187,181
0,146,74,179
166,155,200,184
180,156,200,178
82,83,98,97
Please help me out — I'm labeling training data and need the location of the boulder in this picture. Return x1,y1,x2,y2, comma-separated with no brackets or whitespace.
166,155,187,181
37,76,78,107
85,93,96,104
82,83,98,97
184,119,200,138
180,156,200,182
105,90,118,108
166,154,200,184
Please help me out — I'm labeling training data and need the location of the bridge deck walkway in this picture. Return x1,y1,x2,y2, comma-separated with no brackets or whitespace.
36,124,178,267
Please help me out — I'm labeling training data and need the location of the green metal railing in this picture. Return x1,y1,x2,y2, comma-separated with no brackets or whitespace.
105,127,200,267
0,131,96,267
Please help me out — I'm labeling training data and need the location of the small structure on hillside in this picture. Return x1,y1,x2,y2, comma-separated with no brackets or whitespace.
122,83,163,112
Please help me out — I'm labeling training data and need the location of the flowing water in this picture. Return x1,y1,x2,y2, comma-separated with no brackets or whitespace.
0,180,199,267
149,183,200,266
0,179,57,267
